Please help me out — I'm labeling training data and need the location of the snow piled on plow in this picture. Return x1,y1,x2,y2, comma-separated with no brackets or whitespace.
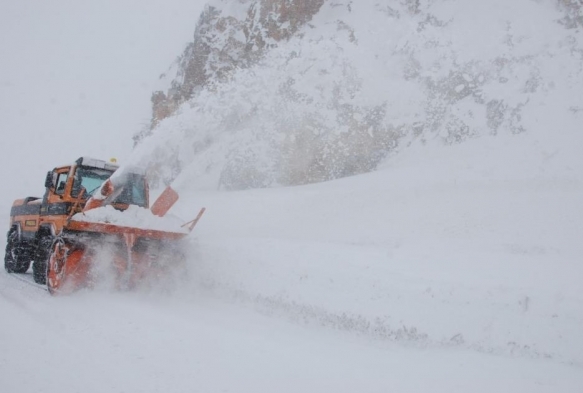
71,205,190,234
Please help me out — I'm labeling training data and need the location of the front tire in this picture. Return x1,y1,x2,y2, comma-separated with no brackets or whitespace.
32,260,47,284
4,230,31,274
32,234,53,284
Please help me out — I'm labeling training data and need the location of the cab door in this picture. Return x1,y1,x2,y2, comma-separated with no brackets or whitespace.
40,166,73,232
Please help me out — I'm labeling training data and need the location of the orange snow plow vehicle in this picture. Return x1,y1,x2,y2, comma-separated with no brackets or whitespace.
4,157,205,294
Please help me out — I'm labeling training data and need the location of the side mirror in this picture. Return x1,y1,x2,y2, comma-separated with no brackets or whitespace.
44,171,53,188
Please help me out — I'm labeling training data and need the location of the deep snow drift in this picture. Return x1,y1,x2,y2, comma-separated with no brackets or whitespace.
184,131,583,365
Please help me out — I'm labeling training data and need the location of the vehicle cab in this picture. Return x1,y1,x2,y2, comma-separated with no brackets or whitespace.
41,157,149,232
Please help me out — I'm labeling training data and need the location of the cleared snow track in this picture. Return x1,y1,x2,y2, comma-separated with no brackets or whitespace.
1,269,583,393
4,271,48,292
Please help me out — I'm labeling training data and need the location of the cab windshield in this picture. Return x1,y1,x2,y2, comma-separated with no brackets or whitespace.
72,167,114,198
72,166,148,208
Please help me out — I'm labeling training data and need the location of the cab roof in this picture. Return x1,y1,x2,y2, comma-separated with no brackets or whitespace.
75,157,119,171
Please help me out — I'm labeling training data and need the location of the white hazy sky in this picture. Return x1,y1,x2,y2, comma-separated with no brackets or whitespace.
0,0,207,207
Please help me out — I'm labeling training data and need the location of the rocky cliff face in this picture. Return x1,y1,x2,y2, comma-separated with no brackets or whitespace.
137,0,324,144
130,0,583,191
558,0,583,28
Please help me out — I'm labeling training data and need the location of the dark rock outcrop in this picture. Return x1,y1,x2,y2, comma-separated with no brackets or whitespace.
143,0,325,138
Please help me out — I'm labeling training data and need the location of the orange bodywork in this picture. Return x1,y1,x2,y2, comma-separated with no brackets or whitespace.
8,157,205,295
46,222,193,294
47,242,89,295
55,207,197,293
47,198,201,295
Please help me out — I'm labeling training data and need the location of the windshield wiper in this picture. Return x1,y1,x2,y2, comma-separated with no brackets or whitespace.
87,185,101,196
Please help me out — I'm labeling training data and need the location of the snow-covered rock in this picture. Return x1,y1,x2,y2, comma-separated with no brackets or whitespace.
135,0,325,139
130,0,582,191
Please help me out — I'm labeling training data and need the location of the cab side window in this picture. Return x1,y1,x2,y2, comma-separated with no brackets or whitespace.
55,173,69,195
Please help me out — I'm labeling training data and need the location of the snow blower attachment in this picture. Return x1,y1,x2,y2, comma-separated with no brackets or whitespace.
5,157,205,295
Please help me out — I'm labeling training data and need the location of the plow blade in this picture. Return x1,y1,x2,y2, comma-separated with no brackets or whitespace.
47,221,188,295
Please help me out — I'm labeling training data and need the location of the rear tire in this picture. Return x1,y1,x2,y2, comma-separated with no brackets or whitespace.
4,230,31,274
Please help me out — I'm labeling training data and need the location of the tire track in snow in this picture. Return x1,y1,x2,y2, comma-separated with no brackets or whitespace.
0,272,47,312
192,277,582,369
190,237,583,368
6,271,48,292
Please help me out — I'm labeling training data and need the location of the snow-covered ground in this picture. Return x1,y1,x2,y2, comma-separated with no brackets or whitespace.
2,131,582,392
